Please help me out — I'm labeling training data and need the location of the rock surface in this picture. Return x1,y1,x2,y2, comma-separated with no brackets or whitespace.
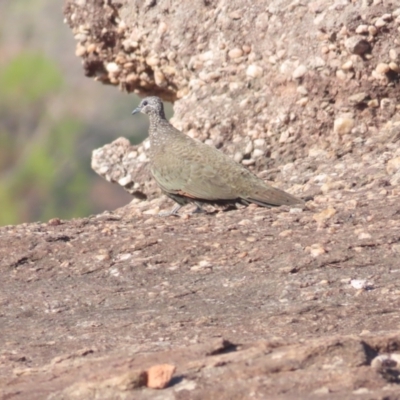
1,0,400,398
2,195,400,398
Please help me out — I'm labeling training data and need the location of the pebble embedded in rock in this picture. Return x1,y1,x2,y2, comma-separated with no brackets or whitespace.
199,50,213,61
380,98,395,114
252,148,264,158
246,64,263,78
321,46,329,54
368,99,379,108
350,279,373,290
234,152,244,163
228,48,244,59
336,70,347,80
308,243,326,257
334,116,355,135
75,43,86,57
349,93,368,105
242,158,255,166
105,62,120,73
376,63,390,74
154,69,166,86
341,60,353,70
253,138,266,147
297,97,308,106
297,85,308,95
389,62,400,73
387,157,400,175
358,232,372,240
345,36,370,55
355,24,369,34
371,355,398,370
242,44,251,54
244,141,253,155
279,130,290,143
389,49,398,61
158,22,168,35
292,65,307,79
374,18,386,27
146,56,159,67
368,25,378,36
118,176,132,186
95,252,111,261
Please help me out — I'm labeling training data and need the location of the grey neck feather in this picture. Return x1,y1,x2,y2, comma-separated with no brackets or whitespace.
148,112,170,139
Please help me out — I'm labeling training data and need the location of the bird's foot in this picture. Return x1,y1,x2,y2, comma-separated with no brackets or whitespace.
157,203,207,217
158,205,182,217
191,203,206,214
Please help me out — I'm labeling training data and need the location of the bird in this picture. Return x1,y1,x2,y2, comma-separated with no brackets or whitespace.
132,96,304,216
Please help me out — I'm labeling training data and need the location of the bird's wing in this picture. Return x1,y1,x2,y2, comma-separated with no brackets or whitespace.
183,162,238,200
152,158,238,201
151,137,303,206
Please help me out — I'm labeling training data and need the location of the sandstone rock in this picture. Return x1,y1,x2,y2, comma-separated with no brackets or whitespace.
147,364,176,389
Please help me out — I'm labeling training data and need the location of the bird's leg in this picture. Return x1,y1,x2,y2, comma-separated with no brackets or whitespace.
192,202,206,214
158,204,182,217
158,202,206,217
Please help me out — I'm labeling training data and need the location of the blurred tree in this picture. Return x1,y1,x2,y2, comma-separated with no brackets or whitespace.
0,0,171,226
0,52,90,224
0,0,138,226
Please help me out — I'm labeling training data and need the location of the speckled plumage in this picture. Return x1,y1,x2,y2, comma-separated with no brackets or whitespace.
132,96,303,215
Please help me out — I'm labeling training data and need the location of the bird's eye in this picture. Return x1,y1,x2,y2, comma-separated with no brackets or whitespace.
142,100,148,106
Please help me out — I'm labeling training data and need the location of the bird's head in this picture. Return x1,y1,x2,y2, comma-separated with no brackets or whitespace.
132,96,165,118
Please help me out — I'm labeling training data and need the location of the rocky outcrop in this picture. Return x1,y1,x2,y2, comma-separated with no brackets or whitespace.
65,0,400,202
65,1,399,159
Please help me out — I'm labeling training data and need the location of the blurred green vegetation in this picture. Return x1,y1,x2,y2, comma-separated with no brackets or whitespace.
0,52,90,225
0,0,173,226
0,0,142,226
0,52,62,103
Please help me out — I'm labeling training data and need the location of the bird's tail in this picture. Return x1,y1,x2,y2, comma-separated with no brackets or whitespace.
243,185,304,207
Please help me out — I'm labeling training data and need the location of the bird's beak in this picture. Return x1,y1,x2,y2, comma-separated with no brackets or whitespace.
131,106,141,115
